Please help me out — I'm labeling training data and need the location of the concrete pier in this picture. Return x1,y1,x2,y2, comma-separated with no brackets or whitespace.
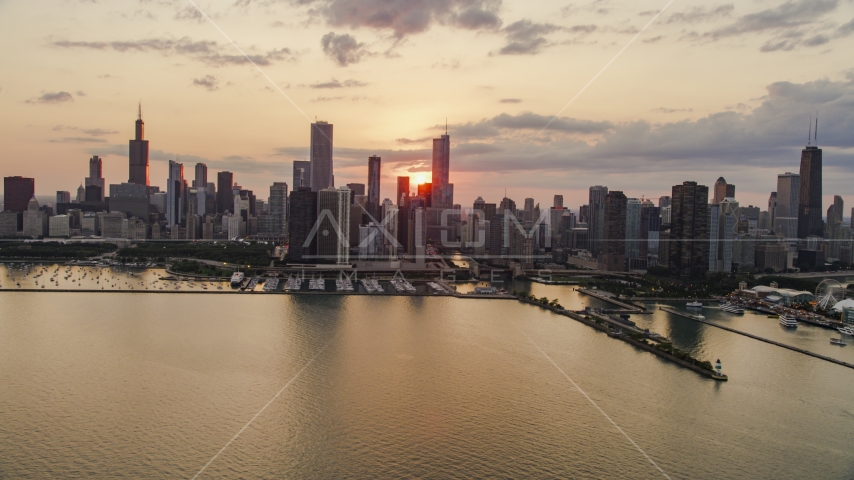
660,306,854,371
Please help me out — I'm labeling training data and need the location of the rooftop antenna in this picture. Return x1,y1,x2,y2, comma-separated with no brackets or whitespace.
138,101,142,121
445,118,448,135
814,111,818,146
807,115,812,146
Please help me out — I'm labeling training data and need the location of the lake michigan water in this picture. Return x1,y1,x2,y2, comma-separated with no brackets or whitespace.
1,269,854,478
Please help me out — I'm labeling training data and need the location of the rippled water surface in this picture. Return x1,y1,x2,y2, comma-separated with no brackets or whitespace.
2,283,854,478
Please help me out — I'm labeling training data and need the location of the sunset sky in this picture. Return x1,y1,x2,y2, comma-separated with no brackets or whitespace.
1,0,853,212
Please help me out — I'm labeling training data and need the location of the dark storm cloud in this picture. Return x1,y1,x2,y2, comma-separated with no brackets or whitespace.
320,32,372,66
52,37,297,66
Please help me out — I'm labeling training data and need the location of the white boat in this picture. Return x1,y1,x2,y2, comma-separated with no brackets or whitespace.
230,272,245,287
720,303,744,314
779,314,798,328
838,326,854,336
830,338,847,346
686,301,703,308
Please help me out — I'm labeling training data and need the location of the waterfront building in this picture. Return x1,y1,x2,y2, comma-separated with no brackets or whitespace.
310,121,334,191
0,211,18,236
128,105,150,186
588,185,608,258
774,172,800,238
626,198,642,260
709,204,720,272
599,190,626,271
669,181,710,278
317,187,351,265
716,198,739,273
86,156,106,201
287,187,318,263
269,182,288,237
23,197,46,238
97,212,125,238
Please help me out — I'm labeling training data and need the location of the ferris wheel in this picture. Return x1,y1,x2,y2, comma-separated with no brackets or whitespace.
815,279,845,310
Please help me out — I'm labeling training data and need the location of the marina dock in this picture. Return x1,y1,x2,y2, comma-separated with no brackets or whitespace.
659,306,854,371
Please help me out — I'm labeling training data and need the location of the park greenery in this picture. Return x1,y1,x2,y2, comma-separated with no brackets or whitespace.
169,260,231,277
0,241,117,259
117,242,274,267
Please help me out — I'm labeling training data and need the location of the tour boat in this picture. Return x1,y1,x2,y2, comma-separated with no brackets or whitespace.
720,303,744,314
779,314,798,328
230,272,245,287
838,326,854,336
830,338,847,346
687,301,703,308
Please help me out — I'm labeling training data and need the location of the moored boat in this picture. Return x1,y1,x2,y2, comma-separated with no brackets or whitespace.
779,314,798,328
720,302,744,314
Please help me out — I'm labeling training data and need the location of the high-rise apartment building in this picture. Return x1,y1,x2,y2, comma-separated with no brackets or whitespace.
554,195,564,209
193,163,207,188
625,198,642,259
367,155,381,215
310,121,334,191
128,105,150,186
669,181,710,278
599,191,627,271
292,161,311,190
588,185,608,258
216,171,234,214
797,140,822,239
288,187,318,263
774,172,799,238
397,176,410,205
316,187,351,265
269,182,288,237
431,129,452,209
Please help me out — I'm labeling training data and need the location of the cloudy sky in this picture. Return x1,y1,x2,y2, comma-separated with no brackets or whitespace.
1,0,853,213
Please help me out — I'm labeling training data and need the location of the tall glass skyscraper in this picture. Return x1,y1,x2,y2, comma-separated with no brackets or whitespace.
128,104,149,186
310,122,334,192
797,143,822,239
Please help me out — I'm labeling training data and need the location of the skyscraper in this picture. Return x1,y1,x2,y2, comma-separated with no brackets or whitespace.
193,163,207,189
768,192,777,228
128,104,150,186
86,156,105,201
431,128,452,209
797,132,822,239
310,121,334,191
367,155,381,215
56,191,71,205
658,196,671,208
288,187,318,263
553,195,564,209
712,177,735,204
316,187,351,265
669,181,710,278
600,191,627,271
625,198,642,259
588,185,608,257
216,171,233,214
827,195,844,229
774,172,799,238
292,161,311,190
397,176,410,205
269,182,288,237
3,176,34,213
166,160,185,226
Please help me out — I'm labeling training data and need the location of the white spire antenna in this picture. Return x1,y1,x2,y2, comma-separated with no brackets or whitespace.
807,115,812,146
814,111,818,146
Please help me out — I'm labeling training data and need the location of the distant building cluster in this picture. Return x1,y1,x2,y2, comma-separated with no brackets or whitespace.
1,110,851,274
